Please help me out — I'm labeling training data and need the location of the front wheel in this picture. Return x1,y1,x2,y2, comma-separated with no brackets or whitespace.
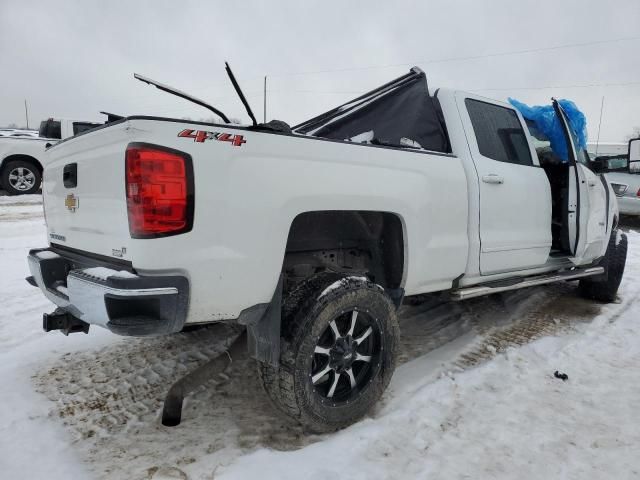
258,274,399,433
1,160,42,195
579,229,628,302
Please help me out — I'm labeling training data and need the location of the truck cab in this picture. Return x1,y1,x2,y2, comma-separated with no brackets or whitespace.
432,90,612,288
38,118,101,141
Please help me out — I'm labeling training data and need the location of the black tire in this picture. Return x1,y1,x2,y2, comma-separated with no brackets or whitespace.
578,229,628,302
1,160,42,195
258,274,399,433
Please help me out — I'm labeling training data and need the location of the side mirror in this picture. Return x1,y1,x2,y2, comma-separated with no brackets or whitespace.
590,156,605,173
629,138,640,173
591,154,628,173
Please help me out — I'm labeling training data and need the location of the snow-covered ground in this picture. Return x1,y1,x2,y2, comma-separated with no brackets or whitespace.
1,196,639,479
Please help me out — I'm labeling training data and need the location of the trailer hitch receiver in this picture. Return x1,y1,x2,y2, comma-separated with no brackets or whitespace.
43,309,90,335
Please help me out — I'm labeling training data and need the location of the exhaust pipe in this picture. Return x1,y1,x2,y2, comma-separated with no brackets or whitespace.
161,330,246,427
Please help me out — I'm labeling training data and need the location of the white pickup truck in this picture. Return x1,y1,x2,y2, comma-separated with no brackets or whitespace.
27,68,627,432
1,118,100,195
590,139,640,216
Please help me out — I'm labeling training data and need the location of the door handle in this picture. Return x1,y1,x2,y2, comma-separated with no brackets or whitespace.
482,174,504,184
588,180,598,187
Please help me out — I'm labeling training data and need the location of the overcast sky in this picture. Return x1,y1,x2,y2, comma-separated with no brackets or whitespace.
1,0,639,141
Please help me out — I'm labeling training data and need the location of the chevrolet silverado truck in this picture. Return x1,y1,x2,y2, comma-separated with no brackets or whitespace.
27,67,627,432
1,118,100,195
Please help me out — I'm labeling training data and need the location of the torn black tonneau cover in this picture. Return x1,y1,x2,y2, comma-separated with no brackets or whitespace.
293,67,450,153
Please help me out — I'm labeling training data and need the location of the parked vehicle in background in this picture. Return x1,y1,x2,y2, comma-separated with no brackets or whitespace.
27,67,626,432
0,128,39,138
0,118,101,195
591,138,640,216
587,141,628,157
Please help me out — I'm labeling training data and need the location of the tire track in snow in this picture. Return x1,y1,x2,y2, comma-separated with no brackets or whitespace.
31,230,640,480
33,284,614,479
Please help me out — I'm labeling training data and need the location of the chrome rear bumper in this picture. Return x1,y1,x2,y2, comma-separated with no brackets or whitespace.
27,248,189,336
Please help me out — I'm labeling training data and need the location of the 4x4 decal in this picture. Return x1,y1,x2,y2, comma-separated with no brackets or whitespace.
178,129,246,147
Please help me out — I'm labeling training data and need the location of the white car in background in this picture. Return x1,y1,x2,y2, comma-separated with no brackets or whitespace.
0,128,39,138
0,118,101,195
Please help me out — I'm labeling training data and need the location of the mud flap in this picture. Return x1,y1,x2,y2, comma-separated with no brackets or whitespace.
385,287,405,309
241,279,398,366
243,275,282,367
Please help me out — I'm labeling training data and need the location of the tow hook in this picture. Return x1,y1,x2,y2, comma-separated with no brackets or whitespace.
43,309,90,335
162,330,246,427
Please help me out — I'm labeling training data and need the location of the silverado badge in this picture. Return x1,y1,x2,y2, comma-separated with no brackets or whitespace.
65,194,78,212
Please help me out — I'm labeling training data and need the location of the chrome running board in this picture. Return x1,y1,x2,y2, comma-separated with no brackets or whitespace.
450,266,605,301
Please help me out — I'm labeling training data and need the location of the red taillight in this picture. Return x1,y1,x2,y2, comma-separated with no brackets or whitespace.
125,144,193,238
637,188,640,198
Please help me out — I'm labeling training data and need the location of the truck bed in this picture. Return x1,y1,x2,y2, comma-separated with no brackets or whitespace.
41,116,470,325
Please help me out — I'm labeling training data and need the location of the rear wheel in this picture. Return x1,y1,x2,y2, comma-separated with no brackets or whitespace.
1,160,41,195
578,229,627,302
258,274,399,433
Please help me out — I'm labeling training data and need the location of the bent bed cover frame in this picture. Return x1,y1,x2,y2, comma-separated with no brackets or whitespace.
293,67,450,153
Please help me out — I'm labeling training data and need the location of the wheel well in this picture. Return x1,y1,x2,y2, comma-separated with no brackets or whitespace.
1,154,43,173
282,211,405,293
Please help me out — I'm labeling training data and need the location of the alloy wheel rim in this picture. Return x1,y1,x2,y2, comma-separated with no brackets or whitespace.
8,167,36,191
310,308,382,404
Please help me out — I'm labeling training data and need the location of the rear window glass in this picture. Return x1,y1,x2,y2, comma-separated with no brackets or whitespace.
39,120,61,139
72,122,100,135
465,99,533,166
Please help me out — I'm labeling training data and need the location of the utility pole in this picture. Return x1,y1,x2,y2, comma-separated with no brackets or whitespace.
24,99,29,129
263,76,267,123
595,96,605,157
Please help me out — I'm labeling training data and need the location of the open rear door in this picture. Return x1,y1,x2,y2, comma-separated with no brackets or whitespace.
553,100,606,263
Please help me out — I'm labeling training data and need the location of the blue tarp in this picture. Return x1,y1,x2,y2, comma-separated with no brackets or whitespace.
508,98,587,162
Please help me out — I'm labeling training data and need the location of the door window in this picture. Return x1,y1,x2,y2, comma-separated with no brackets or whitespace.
465,99,533,166
565,121,590,167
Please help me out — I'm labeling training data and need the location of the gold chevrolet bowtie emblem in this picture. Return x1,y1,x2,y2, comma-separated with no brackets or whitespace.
65,194,78,212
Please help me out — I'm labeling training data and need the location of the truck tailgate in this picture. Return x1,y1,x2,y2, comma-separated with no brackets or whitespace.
43,123,132,259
